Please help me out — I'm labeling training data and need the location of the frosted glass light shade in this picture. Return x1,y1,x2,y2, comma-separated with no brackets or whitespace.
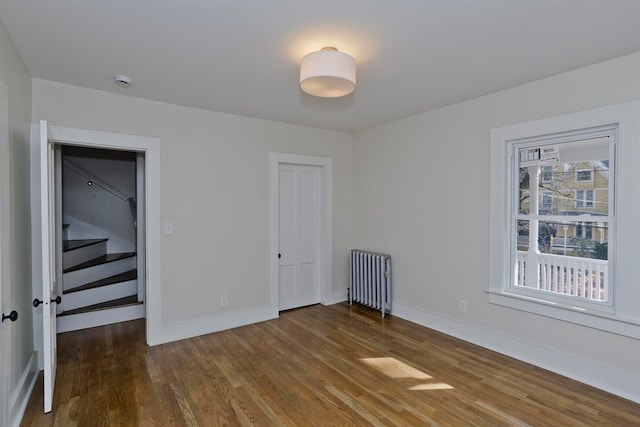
300,48,356,98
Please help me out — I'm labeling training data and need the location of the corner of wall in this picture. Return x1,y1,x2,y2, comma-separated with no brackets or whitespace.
8,352,38,427
392,302,640,404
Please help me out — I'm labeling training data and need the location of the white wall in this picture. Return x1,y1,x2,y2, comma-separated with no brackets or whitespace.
31,79,352,333
352,52,640,402
0,19,37,427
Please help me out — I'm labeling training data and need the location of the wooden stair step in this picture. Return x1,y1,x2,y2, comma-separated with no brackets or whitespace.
63,238,108,252
59,295,140,316
64,252,135,273
63,269,137,294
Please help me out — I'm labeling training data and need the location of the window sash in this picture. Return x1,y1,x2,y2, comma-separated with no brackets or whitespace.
509,133,614,307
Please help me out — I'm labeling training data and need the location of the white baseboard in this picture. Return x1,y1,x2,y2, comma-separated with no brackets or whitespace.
9,352,38,427
159,304,277,345
159,291,348,346
57,303,145,333
323,288,348,306
392,302,640,404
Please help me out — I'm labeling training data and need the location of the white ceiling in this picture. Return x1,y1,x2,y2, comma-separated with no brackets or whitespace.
1,1,640,132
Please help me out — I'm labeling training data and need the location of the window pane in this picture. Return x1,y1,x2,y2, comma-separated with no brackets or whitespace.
514,220,528,288
516,220,529,252
537,221,557,253
519,167,530,214
540,191,553,212
548,221,608,260
539,161,608,216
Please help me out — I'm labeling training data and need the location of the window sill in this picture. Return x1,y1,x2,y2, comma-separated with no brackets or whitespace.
485,289,640,339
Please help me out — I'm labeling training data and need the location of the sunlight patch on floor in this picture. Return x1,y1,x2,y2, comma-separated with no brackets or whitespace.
360,357,454,391
360,357,432,379
408,383,454,391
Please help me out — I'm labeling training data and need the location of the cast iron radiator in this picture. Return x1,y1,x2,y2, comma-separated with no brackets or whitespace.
349,249,392,318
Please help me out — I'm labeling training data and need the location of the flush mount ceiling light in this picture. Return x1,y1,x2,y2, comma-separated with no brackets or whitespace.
300,47,356,98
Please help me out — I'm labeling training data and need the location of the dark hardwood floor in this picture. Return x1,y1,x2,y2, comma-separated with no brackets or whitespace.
21,303,640,426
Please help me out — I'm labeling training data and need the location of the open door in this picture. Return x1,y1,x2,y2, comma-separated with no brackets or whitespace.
39,120,59,413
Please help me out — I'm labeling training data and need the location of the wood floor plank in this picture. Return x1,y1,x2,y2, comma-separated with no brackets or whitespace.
20,303,640,426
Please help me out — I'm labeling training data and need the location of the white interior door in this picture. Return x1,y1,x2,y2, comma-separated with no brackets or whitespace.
278,164,321,311
40,120,58,413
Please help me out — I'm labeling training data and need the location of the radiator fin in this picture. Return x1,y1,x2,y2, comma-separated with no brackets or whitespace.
349,250,391,318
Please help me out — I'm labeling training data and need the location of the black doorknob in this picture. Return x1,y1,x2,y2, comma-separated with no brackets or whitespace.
278,253,282,259
33,296,61,308
2,310,18,322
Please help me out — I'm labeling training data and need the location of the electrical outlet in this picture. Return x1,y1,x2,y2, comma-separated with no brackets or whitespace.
459,299,468,313
220,295,228,306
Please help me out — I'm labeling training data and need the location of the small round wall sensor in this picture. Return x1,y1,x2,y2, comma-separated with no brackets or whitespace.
114,75,132,88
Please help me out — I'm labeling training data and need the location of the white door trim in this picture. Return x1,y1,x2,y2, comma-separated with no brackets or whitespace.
32,125,162,346
0,76,10,427
136,154,146,303
269,153,332,317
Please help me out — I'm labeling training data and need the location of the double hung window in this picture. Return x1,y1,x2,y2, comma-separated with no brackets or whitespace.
511,129,614,305
490,101,640,338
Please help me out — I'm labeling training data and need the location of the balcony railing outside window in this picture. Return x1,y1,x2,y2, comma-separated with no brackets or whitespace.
516,252,608,302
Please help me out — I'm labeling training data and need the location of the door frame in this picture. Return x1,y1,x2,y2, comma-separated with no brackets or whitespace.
269,153,332,316
31,124,162,352
0,77,10,427
136,154,146,303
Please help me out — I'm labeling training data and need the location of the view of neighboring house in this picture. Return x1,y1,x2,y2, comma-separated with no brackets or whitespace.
519,158,609,259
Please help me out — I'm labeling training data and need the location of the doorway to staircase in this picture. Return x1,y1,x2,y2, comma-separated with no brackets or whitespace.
56,145,146,333
35,122,161,411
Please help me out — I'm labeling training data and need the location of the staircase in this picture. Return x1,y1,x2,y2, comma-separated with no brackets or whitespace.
57,236,144,333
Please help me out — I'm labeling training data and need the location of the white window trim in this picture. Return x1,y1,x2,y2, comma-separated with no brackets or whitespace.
489,100,640,339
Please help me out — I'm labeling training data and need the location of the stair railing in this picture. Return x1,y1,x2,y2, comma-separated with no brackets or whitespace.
63,159,130,201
